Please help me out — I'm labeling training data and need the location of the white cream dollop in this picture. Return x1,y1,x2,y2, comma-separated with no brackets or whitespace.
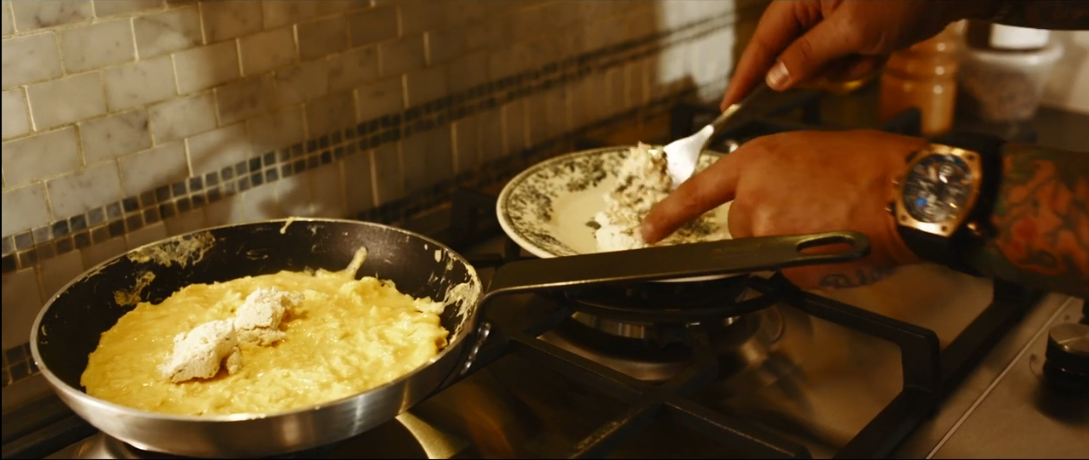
159,320,242,383
593,143,722,252
161,287,302,383
234,288,301,346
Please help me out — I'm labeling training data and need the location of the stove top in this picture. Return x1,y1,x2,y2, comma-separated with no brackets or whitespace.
45,240,1082,459
12,87,1086,459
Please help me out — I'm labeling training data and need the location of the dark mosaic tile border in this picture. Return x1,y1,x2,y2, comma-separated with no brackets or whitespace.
0,7,756,388
1,343,37,388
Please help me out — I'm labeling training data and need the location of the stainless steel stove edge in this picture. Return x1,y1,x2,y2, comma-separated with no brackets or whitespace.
894,293,1088,459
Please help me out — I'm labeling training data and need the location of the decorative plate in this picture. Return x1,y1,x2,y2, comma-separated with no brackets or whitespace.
496,145,733,267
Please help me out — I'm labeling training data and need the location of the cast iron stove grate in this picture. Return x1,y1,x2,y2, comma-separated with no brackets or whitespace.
457,89,1048,458
463,250,1044,458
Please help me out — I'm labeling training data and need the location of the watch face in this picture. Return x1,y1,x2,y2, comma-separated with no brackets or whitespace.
902,154,975,224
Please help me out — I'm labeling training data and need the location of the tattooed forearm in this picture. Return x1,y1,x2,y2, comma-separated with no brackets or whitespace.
819,267,895,289
987,1,1089,30
970,144,1089,297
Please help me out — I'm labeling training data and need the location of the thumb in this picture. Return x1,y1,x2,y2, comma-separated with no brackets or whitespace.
766,16,861,90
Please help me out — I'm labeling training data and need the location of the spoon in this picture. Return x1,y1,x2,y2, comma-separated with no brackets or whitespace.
663,82,770,189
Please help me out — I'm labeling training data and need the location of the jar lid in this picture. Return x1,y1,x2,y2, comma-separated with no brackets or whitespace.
906,23,961,54
990,24,1051,50
966,20,1050,51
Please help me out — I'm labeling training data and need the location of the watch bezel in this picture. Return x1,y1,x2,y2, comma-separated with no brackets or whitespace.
893,144,984,238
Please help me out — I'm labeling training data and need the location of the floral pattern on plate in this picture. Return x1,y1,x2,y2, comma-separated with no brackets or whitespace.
496,145,730,259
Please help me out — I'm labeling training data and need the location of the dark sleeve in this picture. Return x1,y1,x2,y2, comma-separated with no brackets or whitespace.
988,1,1089,30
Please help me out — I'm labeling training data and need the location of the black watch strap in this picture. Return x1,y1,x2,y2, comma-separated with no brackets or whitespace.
931,131,1007,160
896,131,1006,275
897,226,965,270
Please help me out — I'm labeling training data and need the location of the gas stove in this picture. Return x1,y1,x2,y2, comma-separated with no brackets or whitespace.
9,88,1086,459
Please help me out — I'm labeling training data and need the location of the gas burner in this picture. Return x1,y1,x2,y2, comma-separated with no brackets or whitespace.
539,277,813,384
569,311,741,342
61,433,344,459
531,274,776,359
540,302,810,384
556,275,755,342
553,274,775,325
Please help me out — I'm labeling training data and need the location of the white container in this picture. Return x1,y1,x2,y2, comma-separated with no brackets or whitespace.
957,42,1064,122
988,24,1050,50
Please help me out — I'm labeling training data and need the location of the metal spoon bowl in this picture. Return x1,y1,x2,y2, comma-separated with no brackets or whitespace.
663,82,770,189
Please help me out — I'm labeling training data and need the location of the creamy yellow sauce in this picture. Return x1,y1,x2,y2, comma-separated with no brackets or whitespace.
81,255,449,416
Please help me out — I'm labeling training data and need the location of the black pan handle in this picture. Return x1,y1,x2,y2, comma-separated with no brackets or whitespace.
481,231,870,302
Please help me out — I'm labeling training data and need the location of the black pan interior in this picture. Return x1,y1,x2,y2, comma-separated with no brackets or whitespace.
34,219,477,391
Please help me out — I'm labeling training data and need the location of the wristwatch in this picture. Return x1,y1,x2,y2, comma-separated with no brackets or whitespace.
889,131,1006,274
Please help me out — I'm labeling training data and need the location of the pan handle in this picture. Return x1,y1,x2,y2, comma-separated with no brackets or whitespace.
481,231,870,302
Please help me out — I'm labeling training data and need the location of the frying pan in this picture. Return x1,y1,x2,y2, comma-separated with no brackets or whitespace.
30,218,868,458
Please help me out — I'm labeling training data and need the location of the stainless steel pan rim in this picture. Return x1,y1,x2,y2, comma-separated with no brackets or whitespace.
29,217,485,423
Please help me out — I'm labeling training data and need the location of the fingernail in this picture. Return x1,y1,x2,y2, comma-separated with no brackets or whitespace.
766,62,790,89
640,221,656,243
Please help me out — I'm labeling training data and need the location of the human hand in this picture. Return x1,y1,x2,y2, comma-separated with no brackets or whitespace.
722,0,990,110
640,130,929,290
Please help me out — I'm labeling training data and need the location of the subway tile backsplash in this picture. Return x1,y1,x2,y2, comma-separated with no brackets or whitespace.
2,32,64,88
9,0,95,33
102,55,177,111
1,2,12,37
117,141,189,194
58,18,135,73
27,72,108,130
131,6,203,58
2,183,50,237
79,108,152,163
93,0,161,18
239,26,296,75
173,40,242,94
147,90,217,142
200,0,264,43
2,127,81,188
46,160,124,218
1,0,751,396
0,87,30,139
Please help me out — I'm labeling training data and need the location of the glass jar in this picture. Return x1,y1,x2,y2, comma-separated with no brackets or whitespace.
879,23,962,136
957,21,1063,123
